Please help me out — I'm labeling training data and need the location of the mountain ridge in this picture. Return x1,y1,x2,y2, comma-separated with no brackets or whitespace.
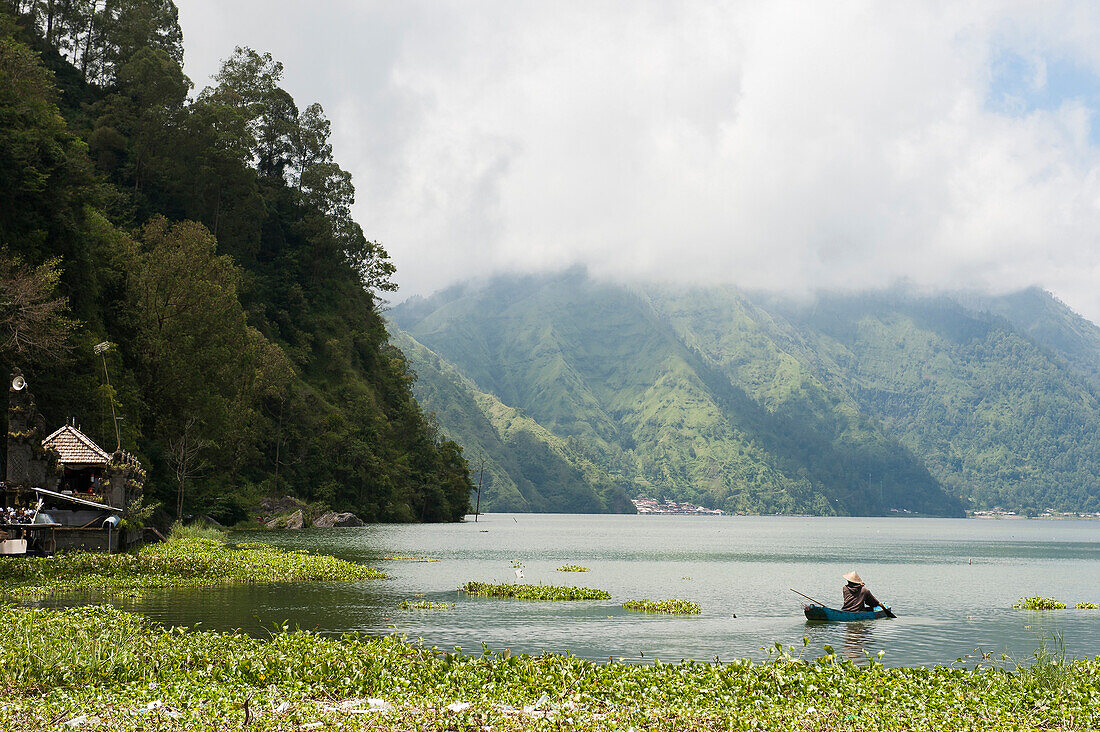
392,272,1100,516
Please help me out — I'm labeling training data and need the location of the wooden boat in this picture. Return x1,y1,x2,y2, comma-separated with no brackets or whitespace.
803,604,890,622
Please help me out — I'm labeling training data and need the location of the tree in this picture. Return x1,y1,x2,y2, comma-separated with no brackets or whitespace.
128,216,292,507
0,33,93,261
0,253,75,364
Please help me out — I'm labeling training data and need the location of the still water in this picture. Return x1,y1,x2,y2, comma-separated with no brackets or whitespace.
45,514,1100,667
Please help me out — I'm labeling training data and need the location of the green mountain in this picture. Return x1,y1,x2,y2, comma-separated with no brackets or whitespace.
389,329,633,513
392,272,1100,516
0,6,471,523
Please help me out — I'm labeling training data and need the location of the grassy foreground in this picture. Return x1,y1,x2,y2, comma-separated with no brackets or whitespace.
0,537,382,598
0,606,1097,731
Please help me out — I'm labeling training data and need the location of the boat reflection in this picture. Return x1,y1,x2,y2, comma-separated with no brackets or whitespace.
842,622,875,662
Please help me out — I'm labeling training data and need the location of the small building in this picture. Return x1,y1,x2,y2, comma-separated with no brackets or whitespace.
3,369,145,554
45,422,111,496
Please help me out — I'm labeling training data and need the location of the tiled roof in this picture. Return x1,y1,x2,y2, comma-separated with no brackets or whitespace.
41,424,111,466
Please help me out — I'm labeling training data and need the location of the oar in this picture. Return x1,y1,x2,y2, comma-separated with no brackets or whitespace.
790,588,828,606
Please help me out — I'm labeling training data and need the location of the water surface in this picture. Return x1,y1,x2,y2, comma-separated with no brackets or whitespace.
43,514,1100,666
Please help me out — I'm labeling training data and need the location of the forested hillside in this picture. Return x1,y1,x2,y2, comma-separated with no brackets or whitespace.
392,272,1100,516
0,2,471,523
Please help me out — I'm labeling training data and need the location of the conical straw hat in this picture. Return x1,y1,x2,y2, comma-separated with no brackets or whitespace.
843,571,864,585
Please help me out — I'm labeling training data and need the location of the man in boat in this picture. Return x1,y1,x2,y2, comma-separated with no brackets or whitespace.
841,571,884,612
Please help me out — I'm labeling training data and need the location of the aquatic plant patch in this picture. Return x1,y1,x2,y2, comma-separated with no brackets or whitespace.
0,537,382,598
1075,602,1099,609
461,581,610,600
556,564,590,572
1013,596,1066,610
622,599,701,614
1,606,1099,731
400,600,454,610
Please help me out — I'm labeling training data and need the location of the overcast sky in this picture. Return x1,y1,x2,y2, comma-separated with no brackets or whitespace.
176,1,1100,321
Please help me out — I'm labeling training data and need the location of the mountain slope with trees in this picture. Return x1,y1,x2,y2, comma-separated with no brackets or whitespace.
0,3,470,523
393,272,1100,516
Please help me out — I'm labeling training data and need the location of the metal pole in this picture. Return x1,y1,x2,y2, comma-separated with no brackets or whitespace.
95,343,121,452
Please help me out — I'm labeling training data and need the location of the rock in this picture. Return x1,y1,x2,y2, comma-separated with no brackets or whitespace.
312,511,365,528
265,509,304,530
258,496,308,515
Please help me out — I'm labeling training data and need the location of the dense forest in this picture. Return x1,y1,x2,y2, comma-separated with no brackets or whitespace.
0,1,472,523
392,271,1100,517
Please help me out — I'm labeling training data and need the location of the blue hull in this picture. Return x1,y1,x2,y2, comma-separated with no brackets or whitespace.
804,604,889,622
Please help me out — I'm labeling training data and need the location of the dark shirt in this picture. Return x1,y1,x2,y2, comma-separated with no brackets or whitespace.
841,582,882,612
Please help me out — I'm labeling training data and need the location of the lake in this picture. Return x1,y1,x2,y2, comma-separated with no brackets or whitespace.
41,514,1100,667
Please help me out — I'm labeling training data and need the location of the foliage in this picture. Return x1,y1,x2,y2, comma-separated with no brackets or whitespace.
556,564,589,572
1012,596,1066,610
1075,602,1098,609
0,8,471,523
0,254,76,363
0,537,382,598
167,519,227,543
400,600,454,610
116,496,158,532
622,599,701,614
3,606,1100,730
460,581,610,601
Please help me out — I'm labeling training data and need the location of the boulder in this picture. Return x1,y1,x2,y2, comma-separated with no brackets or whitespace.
265,508,304,530
312,511,365,528
258,496,308,515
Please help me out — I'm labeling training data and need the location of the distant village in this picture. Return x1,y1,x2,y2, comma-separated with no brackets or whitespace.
971,507,1100,519
631,496,725,515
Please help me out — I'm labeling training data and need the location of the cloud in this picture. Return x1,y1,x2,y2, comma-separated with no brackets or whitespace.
177,1,1100,322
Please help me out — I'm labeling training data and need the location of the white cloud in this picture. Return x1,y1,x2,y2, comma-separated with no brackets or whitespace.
176,0,1100,322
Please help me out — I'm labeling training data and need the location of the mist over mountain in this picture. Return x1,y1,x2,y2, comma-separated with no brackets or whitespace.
391,271,1100,517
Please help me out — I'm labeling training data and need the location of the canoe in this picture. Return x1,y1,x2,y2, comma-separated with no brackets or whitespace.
803,604,890,622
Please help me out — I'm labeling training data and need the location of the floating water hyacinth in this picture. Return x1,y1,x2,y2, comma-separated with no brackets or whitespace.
2,605,1100,730
460,581,610,600
400,600,454,610
1013,597,1066,610
621,599,701,615
0,537,383,598
556,564,590,572
1075,602,1098,609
